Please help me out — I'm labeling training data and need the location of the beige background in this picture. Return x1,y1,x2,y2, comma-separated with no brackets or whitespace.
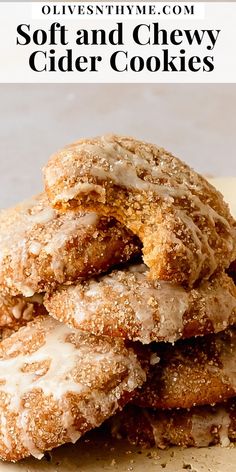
0,84,235,208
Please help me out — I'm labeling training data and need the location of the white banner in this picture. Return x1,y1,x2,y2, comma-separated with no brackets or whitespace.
0,2,235,83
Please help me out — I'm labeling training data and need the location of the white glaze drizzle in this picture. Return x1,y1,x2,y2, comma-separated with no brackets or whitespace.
54,135,231,231
0,317,145,458
70,264,189,343
0,193,101,296
51,264,236,344
50,135,234,283
45,212,98,256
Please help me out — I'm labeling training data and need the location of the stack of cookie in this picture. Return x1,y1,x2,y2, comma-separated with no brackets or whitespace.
0,134,236,462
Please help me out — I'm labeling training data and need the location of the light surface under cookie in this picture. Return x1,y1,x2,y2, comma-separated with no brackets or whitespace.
44,264,236,343
44,134,236,285
111,401,236,449
0,193,140,296
0,315,146,461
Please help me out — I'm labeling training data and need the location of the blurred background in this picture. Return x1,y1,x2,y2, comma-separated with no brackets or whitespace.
0,83,235,208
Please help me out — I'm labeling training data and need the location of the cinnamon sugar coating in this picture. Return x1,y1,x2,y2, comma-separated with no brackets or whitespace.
134,328,236,409
44,134,236,285
44,264,236,344
0,193,140,297
0,315,146,461
0,290,46,335
111,400,236,449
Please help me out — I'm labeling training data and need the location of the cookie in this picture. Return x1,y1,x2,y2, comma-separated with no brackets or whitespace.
0,290,46,334
44,264,236,343
0,193,140,296
134,328,236,409
44,134,236,285
0,315,146,461
111,401,236,448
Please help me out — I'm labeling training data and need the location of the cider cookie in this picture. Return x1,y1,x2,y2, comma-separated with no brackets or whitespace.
111,400,236,448
0,193,140,297
45,264,236,344
44,134,236,285
0,290,45,333
0,315,146,461
134,328,236,409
